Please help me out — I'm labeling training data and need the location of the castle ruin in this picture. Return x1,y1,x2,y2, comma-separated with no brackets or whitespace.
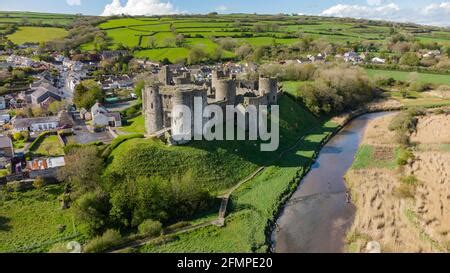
142,66,280,138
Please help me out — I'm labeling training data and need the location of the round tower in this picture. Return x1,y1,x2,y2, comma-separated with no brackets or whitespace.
215,79,236,104
142,84,163,134
259,77,278,104
171,88,194,142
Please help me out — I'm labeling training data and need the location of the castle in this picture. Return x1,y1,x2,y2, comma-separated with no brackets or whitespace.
142,66,279,138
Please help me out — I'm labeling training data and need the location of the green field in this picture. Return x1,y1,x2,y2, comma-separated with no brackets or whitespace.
366,69,450,85
120,115,145,134
0,185,81,253
7,26,68,45
0,11,76,26
76,14,450,63
29,135,65,157
351,145,397,170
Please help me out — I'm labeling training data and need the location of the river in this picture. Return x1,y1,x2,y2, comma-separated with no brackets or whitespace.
272,112,394,253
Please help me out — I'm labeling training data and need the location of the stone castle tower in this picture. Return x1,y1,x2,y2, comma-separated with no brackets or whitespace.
142,84,163,134
259,77,278,104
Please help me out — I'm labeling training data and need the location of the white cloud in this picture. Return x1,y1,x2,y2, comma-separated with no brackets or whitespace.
66,0,81,6
320,2,450,27
321,3,401,19
101,0,179,16
216,5,228,12
366,0,385,6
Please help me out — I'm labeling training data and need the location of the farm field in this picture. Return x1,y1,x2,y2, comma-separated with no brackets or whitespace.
0,11,76,26
366,69,450,85
7,26,68,45
77,15,450,63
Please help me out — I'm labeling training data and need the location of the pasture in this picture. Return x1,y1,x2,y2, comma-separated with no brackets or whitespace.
7,26,68,45
366,69,450,85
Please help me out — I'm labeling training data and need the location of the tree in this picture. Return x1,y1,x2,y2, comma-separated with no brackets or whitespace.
235,44,253,60
138,219,162,237
73,80,104,110
133,80,145,100
48,100,66,115
399,52,420,66
188,47,207,64
175,34,185,47
74,191,111,237
33,177,45,190
147,36,157,49
57,146,104,194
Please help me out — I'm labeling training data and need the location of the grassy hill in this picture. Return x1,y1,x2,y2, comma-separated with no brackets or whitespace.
105,94,319,193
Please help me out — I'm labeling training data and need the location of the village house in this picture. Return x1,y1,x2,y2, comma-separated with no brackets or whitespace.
91,103,122,127
99,75,134,91
101,50,129,61
0,135,14,158
344,51,363,63
30,82,62,108
12,111,73,132
26,156,66,179
371,57,386,64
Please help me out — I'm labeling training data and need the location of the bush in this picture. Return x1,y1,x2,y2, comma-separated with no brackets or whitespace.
394,183,415,199
32,176,45,189
138,219,162,237
83,229,122,253
164,221,190,233
400,175,419,186
396,148,415,166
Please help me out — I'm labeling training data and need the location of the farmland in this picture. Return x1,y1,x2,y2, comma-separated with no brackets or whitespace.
76,15,450,62
7,26,68,45
366,69,450,85
0,11,77,26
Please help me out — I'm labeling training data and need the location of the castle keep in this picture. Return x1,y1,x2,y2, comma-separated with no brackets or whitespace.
142,66,280,137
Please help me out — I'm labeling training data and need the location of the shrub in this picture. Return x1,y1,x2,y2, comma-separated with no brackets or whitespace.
138,219,162,237
394,183,415,199
32,176,45,189
164,221,191,233
83,229,122,253
396,148,415,166
400,175,419,186
409,81,428,92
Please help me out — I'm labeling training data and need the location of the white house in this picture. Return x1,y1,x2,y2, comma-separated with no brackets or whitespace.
371,57,386,64
91,103,122,127
12,116,60,132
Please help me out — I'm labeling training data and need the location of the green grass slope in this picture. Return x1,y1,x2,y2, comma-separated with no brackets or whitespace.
105,95,318,193
0,185,81,253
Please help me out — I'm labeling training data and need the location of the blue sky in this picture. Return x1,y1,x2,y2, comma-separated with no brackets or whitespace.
0,0,449,26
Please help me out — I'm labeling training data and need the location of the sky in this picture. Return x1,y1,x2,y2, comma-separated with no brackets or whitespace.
0,0,449,26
